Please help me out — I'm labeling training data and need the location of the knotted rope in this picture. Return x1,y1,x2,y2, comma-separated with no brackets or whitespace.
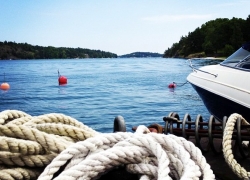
223,113,250,180
0,110,98,180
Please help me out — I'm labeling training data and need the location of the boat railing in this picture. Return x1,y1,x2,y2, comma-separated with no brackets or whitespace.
187,59,218,77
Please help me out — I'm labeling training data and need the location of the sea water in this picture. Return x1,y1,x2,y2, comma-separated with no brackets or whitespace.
0,58,221,132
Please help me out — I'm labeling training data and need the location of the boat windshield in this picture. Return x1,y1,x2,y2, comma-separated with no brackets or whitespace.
221,42,250,69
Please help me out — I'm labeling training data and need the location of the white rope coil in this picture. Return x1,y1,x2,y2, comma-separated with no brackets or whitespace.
39,125,214,180
222,113,250,180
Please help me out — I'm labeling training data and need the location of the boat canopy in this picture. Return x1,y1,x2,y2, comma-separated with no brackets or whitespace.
221,42,250,69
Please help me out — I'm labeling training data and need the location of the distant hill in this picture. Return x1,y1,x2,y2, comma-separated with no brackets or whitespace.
163,15,250,58
0,41,117,60
119,52,163,58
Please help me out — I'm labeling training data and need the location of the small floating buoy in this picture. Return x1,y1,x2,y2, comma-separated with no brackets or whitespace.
58,76,67,85
58,70,67,85
0,82,10,90
168,82,176,88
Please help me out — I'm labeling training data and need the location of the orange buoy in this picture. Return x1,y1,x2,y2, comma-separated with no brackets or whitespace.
58,76,67,85
0,82,10,90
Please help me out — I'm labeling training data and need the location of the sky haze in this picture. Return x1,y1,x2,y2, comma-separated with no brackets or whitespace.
0,0,249,55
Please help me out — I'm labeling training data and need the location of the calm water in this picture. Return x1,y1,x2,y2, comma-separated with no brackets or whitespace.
0,58,221,132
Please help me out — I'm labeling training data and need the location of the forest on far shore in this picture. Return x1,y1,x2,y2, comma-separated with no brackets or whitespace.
0,41,118,60
163,15,250,58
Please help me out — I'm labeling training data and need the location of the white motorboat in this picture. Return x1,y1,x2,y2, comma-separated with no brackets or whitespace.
187,42,250,121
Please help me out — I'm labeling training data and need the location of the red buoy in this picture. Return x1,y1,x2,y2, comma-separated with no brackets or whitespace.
58,70,67,85
58,76,67,85
0,82,10,90
168,82,176,88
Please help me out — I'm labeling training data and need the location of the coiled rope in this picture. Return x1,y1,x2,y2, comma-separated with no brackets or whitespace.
223,113,250,180
38,125,214,180
0,110,98,180
0,110,214,180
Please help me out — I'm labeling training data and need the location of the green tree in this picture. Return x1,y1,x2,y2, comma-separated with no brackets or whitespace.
202,41,214,55
223,44,235,56
163,15,250,58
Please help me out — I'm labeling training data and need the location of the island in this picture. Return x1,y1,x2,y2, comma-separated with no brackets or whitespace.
119,52,163,58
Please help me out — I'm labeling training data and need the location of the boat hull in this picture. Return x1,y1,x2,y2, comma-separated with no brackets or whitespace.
189,82,250,121
187,64,250,122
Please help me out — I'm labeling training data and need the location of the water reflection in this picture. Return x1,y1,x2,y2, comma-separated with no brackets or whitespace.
58,86,67,94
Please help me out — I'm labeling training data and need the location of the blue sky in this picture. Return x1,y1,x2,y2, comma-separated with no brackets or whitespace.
0,1,249,55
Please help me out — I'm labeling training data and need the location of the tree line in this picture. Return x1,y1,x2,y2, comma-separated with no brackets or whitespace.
163,15,250,58
0,41,118,60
